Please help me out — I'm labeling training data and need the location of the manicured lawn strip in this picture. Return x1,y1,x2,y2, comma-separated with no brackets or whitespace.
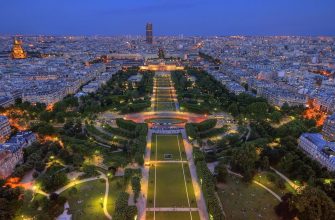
151,134,186,161
156,102,175,111
156,97,174,102
156,91,173,98
144,118,187,124
155,163,196,207
147,166,156,207
146,211,200,220
218,174,280,220
156,83,172,87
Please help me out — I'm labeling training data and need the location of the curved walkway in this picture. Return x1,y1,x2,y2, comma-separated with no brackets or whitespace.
270,166,301,191
99,171,112,220
227,169,282,202
53,171,112,220
54,175,102,195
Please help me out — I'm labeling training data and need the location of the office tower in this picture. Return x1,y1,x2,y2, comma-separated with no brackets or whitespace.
146,23,153,44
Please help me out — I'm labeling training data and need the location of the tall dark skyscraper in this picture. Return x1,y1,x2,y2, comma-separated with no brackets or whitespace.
146,23,153,44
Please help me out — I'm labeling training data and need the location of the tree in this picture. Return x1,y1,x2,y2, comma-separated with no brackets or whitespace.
289,187,335,220
270,111,282,123
260,156,270,170
32,122,55,136
231,145,258,182
228,103,239,117
131,176,141,203
247,102,268,120
215,162,228,183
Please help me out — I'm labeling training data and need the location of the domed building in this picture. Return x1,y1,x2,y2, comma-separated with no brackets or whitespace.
11,38,27,59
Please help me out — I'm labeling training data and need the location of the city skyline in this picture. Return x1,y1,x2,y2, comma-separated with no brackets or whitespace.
1,1,335,220
1,0,335,36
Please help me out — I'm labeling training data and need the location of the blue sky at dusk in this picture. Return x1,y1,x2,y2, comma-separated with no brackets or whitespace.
1,0,334,36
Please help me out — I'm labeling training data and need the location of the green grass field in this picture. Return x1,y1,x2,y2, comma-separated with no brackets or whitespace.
253,171,296,196
147,135,197,208
218,174,280,220
155,78,172,87
151,134,186,161
60,177,124,220
155,89,175,111
146,211,201,220
155,102,176,111
154,74,176,112
147,163,196,208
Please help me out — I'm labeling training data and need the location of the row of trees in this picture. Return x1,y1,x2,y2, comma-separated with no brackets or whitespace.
193,149,224,220
171,70,211,114
103,119,147,166
186,119,228,140
112,192,137,220
79,69,154,115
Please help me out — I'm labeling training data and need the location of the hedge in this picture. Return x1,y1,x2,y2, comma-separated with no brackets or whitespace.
194,149,225,220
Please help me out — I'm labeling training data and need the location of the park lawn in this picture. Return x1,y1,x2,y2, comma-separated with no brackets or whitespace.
146,211,201,220
156,96,174,102
218,174,280,220
151,134,186,161
156,90,173,96
62,179,106,220
155,102,175,111
147,163,196,208
60,177,124,220
253,171,295,196
156,82,172,87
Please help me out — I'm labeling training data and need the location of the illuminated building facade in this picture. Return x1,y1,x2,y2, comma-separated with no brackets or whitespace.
140,60,184,71
11,38,27,59
323,113,335,141
0,131,36,178
146,23,153,44
0,116,11,143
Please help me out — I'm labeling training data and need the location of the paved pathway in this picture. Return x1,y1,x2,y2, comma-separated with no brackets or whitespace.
138,130,153,220
270,166,301,191
181,129,209,220
53,171,111,220
99,171,112,220
227,169,282,202
54,175,102,195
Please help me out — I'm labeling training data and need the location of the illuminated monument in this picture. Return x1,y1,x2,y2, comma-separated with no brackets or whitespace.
11,38,27,59
146,23,153,44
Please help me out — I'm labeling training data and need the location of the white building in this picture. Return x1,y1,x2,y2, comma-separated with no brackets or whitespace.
298,133,335,171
